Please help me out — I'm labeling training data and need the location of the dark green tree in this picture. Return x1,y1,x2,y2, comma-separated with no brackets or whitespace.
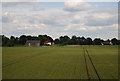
71,35,78,45
59,36,70,45
93,38,102,45
2,35,9,46
86,37,93,45
6,40,14,47
54,39,60,44
111,38,118,45
19,35,27,45
14,37,19,45
79,37,86,45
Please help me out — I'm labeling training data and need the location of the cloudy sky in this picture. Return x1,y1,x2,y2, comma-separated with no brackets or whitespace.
1,2,118,39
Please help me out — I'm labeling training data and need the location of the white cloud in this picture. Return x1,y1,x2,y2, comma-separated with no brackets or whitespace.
64,1,96,12
1,2,118,39
69,8,118,26
64,23,118,32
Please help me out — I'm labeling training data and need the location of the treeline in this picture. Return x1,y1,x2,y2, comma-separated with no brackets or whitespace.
1,35,120,47
1,35,53,47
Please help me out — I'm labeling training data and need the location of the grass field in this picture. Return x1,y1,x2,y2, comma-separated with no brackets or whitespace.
2,45,118,79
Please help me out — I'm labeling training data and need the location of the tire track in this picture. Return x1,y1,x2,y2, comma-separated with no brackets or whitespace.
82,46,101,81
85,49,101,81
83,47,91,80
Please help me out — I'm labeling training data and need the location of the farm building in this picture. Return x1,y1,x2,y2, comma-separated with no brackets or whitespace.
101,41,112,45
44,40,52,46
25,40,40,46
44,40,55,46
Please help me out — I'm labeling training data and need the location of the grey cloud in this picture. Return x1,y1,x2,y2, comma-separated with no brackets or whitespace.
27,14,70,27
2,0,38,2
2,2,35,7
32,7,45,11
41,19,66,27
2,13,14,23
2,16,11,23
84,15,117,26
93,8,118,15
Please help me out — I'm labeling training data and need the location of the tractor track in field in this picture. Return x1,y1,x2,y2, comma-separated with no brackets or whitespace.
83,47,91,80
83,47,101,81
85,49,101,81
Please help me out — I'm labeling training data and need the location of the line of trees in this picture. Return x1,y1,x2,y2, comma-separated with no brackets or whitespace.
1,35,120,47
54,35,120,45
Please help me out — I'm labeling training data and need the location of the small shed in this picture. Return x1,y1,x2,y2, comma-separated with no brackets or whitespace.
25,40,40,46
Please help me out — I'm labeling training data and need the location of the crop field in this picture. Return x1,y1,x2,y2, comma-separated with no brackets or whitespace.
2,45,118,79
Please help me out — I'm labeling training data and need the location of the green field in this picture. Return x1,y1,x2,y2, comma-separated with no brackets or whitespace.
2,45,118,79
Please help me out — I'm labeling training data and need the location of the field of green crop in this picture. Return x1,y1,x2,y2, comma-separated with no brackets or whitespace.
2,45,118,79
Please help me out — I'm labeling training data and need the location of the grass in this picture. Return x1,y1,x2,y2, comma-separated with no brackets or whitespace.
2,45,118,79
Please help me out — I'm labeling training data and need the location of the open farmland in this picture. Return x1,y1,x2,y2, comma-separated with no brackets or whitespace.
2,45,118,79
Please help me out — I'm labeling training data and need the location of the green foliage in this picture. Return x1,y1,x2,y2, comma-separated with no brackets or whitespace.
111,38,119,45
38,35,53,45
6,40,14,47
2,35,10,46
93,38,102,45
1,35,120,47
54,39,60,44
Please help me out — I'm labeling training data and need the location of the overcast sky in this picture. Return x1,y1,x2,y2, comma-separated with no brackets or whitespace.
1,2,118,39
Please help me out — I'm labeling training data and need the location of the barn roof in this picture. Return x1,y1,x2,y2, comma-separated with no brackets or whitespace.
44,40,51,43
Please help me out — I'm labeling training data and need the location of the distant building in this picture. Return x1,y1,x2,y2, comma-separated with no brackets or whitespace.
101,41,112,45
44,40,51,46
44,40,55,46
25,40,40,46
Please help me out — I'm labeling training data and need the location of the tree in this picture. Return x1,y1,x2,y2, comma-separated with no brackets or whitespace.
93,38,102,45
6,40,14,47
26,35,32,40
46,35,53,42
111,38,118,45
106,39,110,42
14,37,19,45
2,35,9,46
71,35,78,45
118,40,120,45
59,36,70,45
86,37,93,45
32,36,39,40
19,35,27,45
54,39,60,44
1,34,119,46
79,37,86,45
38,35,53,45
10,36,16,46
